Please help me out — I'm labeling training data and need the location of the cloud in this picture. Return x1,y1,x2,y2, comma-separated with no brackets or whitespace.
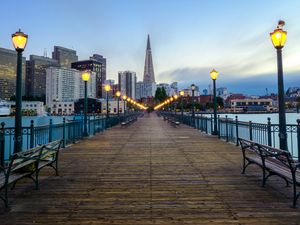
157,67,300,95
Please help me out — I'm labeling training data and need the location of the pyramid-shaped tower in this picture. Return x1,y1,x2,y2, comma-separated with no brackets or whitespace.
143,35,155,83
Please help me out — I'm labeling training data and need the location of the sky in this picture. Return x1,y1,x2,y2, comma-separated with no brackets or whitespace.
0,0,300,94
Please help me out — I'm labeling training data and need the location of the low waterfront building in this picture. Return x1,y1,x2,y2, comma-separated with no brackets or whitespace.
229,98,274,112
74,98,102,114
99,99,126,114
48,101,74,115
7,101,45,116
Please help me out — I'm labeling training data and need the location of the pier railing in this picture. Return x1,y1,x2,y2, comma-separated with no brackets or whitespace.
0,112,141,164
160,112,300,160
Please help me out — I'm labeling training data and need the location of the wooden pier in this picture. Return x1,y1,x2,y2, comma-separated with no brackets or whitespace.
0,113,299,224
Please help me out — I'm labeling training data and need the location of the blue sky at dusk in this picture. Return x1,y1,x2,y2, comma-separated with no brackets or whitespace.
1,0,300,94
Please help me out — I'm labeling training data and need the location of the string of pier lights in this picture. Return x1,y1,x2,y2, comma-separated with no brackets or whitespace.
122,95,148,110
154,94,178,110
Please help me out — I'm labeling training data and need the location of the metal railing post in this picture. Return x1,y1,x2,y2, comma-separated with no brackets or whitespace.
225,116,229,142
249,121,253,141
72,116,76,144
30,120,34,148
88,115,91,136
205,116,208,134
218,115,221,139
267,117,272,147
210,114,213,134
0,122,5,167
49,119,53,142
62,118,66,148
297,119,300,161
235,116,239,146
94,114,96,135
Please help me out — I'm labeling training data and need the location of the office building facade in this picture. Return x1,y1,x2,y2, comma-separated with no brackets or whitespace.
52,46,78,68
0,47,26,100
118,71,136,99
26,55,59,98
71,54,106,98
46,67,96,106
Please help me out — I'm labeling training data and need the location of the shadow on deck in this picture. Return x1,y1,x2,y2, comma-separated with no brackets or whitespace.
0,113,299,224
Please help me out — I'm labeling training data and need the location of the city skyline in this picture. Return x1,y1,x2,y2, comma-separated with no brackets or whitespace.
0,0,300,94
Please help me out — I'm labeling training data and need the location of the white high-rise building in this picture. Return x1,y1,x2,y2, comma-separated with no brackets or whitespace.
46,67,96,106
136,81,145,100
136,81,156,99
118,71,136,99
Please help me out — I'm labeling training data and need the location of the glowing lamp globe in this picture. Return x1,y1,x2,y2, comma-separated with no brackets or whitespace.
116,91,121,97
180,91,184,96
82,72,90,81
104,84,111,92
12,29,28,51
270,21,287,49
270,29,287,49
122,95,127,100
210,69,219,80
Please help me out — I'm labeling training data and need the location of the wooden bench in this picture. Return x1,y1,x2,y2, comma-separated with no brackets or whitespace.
0,139,63,208
121,117,137,127
239,138,300,207
169,119,180,127
164,116,180,128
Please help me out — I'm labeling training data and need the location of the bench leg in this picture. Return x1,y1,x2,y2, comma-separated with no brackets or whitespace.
263,171,289,187
55,159,59,176
35,172,40,190
1,186,9,208
242,161,254,174
293,190,300,208
48,161,59,176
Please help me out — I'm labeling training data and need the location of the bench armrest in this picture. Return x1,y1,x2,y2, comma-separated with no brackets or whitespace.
294,162,300,170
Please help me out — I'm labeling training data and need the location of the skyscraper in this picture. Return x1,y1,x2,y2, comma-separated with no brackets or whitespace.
0,47,26,100
118,71,136,99
52,46,78,68
46,67,96,106
71,54,106,98
143,35,155,83
26,55,59,99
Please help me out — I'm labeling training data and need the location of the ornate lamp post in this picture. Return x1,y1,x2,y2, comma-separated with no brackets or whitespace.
115,91,121,118
180,91,184,120
191,84,196,118
104,84,111,119
210,69,219,135
12,29,28,153
82,71,90,137
270,20,288,150
174,95,178,115
122,95,127,116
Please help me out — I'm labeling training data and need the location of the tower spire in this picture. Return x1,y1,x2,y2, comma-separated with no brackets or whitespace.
147,34,151,50
143,34,155,83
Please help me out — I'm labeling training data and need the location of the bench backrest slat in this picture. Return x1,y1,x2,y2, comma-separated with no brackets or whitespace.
40,139,63,159
257,143,294,169
239,138,260,155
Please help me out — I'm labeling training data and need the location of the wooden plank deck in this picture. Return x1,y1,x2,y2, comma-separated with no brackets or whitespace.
0,113,299,224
